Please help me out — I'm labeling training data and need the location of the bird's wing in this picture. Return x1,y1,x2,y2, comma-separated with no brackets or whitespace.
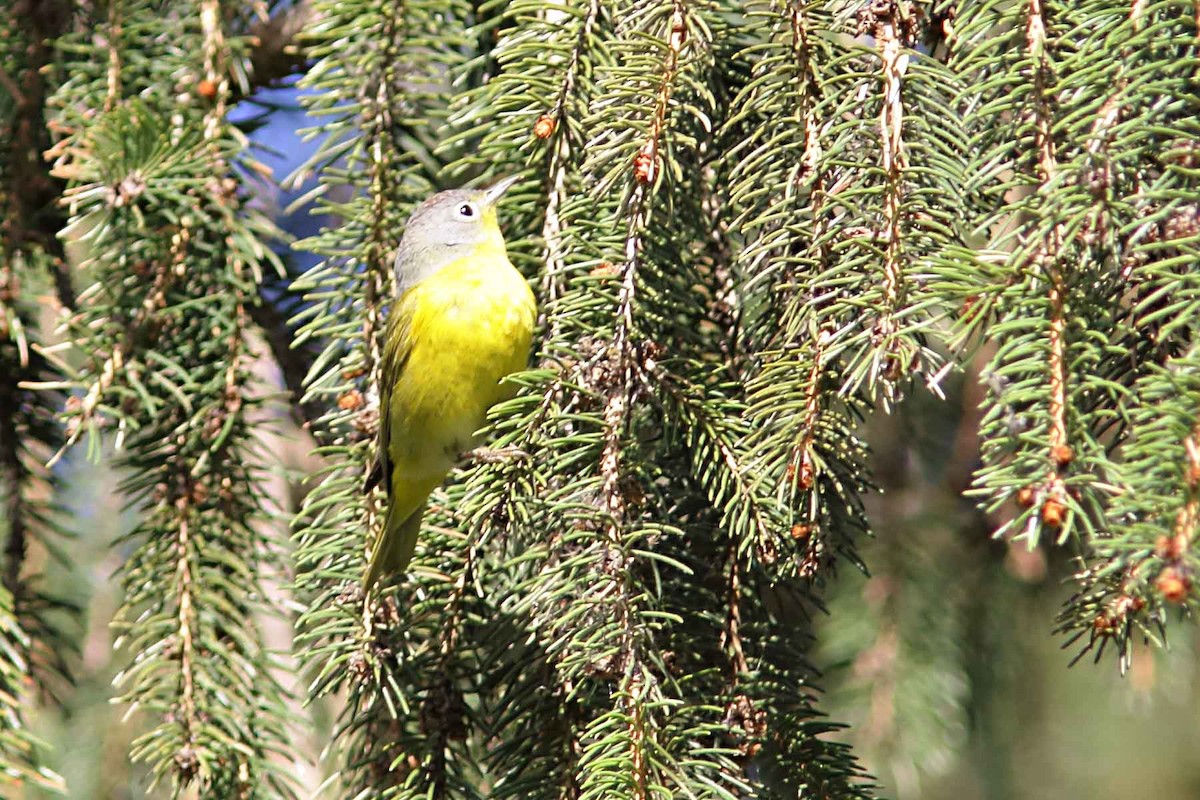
364,293,413,496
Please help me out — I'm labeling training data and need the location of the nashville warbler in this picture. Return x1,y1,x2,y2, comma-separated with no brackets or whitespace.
363,176,536,588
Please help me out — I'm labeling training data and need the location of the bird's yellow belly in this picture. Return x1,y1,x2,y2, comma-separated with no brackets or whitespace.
387,257,535,476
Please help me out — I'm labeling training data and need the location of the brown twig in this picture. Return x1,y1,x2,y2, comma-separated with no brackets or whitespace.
539,0,600,332
1027,0,1072,525
105,0,122,111
874,7,911,393
601,9,691,796
781,0,832,512
722,542,748,679
357,0,401,633
171,494,200,777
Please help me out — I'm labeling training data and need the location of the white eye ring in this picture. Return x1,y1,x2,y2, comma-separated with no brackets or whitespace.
457,203,476,218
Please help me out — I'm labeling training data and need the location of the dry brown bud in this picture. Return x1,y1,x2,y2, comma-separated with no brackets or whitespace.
533,114,555,140
798,453,814,490
174,745,199,780
1041,498,1065,529
634,145,656,184
338,389,364,411
1155,535,1173,559
1016,485,1036,508
197,79,218,100
884,354,903,381
1155,567,1190,604
723,694,768,755
348,651,369,680
1111,594,1144,619
620,477,646,509
1155,533,1187,561
1051,444,1074,467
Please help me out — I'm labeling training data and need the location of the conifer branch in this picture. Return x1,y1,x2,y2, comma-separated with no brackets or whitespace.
5,0,73,310
791,2,824,188
541,144,570,322
538,0,601,321
787,330,827,508
1026,0,1072,533
873,4,911,393
0,586,63,794
779,0,836,524
355,0,403,616
35,2,301,791
170,492,200,774
426,544,477,799
49,223,181,466
200,0,229,143
0,9,76,788
580,7,695,788
104,0,121,111
0,351,69,736
722,543,748,678
730,0,882,578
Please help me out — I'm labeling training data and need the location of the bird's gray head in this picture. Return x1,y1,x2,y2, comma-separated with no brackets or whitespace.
393,176,520,294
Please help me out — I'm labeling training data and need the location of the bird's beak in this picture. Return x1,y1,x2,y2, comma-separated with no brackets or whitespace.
483,175,521,207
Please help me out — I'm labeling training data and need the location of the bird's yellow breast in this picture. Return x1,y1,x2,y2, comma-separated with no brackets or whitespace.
387,247,536,475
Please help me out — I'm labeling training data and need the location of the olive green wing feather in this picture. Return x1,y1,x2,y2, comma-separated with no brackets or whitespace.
364,296,412,495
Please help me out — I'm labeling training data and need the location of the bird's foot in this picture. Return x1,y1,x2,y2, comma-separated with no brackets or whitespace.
460,445,530,464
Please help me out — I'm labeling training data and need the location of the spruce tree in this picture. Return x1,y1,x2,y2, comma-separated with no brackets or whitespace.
0,0,1196,797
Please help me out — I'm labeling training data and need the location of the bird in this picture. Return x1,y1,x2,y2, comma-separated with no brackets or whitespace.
362,176,536,589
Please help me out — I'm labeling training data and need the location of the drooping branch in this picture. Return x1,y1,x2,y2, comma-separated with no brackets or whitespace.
4,0,72,309
538,0,601,332
1028,0,1073,535
873,4,911,390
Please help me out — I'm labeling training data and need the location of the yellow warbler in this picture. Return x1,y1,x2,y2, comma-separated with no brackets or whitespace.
363,176,535,588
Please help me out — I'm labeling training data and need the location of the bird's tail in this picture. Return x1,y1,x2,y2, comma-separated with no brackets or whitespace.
363,505,423,590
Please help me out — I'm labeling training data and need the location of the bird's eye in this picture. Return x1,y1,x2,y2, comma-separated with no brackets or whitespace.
457,203,475,218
